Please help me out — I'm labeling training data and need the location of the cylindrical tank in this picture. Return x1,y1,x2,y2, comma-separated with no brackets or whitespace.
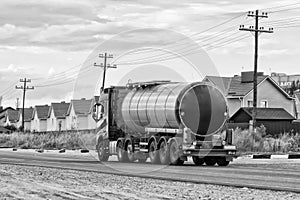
121,82,227,136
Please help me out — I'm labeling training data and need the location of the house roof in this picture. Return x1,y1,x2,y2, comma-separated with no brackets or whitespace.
49,102,70,118
231,107,296,121
6,109,19,122
203,76,232,94
67,99,93,116
35,105,50,119
204,75,292,99
0,107,14,118
18,108,34,122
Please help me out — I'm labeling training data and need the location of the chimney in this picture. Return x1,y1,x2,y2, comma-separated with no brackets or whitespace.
241,71,264,83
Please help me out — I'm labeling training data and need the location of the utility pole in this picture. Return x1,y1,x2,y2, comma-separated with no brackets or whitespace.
239,10,273,128
16,78,34,131
94,53,117,93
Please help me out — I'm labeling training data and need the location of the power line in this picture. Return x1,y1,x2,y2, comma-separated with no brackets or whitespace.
262,2,300,11
0,80,19,96
115,12,246,63
35,63,96,87
115,32,248,66
269,6,300,13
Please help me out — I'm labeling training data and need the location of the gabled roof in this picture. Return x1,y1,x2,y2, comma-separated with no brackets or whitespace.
18,108,34,122
67,99,93,116
0,107,14,117
49,102,70,119
203,76,232,94
231,107,295,121
204,75,292,99
6,109,19,122
35,105,50,120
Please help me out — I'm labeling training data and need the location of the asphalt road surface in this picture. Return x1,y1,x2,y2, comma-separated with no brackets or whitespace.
0,149,300,193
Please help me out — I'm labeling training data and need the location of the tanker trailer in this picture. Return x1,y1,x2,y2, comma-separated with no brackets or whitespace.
93,80,236,166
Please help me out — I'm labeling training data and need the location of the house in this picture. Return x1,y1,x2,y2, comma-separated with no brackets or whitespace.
203,71,295,117
47,102,70,132
294,91,300,119
4,109,19,128
66,98,96,130
230,107,296,135
0,107,14,126
271,72,300,89
31,105,50,132
16,107,34,131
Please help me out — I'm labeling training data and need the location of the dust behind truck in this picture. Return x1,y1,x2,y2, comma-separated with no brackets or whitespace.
92,80,237,166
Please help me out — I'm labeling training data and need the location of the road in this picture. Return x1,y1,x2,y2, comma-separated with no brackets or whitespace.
0,149,300,193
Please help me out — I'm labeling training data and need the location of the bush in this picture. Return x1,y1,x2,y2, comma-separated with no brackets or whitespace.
233,126,300,153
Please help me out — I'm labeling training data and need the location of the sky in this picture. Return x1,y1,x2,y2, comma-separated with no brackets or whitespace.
0,0,300,108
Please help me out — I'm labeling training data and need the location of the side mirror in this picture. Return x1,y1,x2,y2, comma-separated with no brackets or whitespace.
92,103,105,122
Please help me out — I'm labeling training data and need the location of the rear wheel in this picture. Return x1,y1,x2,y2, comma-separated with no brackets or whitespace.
169,141,184,165
126,139,135,162
97,138,109,162
117,141,128,162
216,157,230,166
149,140,160,164
204,157,216,166
192,156,204,166
159,140,170,165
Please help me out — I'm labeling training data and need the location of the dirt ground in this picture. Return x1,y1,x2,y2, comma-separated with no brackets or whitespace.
0,164,300,200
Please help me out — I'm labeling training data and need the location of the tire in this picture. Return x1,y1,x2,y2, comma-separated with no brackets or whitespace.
192,156,204,166
216,157,230,166
169,141,184,165
97,138,109,162
126,139,135,162
159,140,170,165
204,157,216,166
149,140,160,164
117,141,128,162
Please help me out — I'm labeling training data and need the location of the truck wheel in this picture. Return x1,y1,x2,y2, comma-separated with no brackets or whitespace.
216,157,230,166
126,140,135,162
204,157,216,166
97,139,109,162
159,140,170,165
149,141,160,164
192,156,204,166
117,141,128,162
169,141,184,165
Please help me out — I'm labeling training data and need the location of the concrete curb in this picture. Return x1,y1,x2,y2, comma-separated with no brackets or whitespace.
246,153,300,159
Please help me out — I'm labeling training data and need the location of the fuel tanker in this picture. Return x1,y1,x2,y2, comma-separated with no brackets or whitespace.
93,81,237,166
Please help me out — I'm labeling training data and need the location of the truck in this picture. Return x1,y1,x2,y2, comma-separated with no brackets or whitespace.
92,80,237,166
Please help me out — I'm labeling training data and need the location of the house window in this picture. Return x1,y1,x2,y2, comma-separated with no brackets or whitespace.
260,100,268,108
247,100,253,107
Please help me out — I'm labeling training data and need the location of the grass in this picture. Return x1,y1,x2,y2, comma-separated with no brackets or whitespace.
1,127,299,154
0,132,97,150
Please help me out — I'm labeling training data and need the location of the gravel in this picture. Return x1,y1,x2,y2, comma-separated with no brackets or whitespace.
0,164,299,200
